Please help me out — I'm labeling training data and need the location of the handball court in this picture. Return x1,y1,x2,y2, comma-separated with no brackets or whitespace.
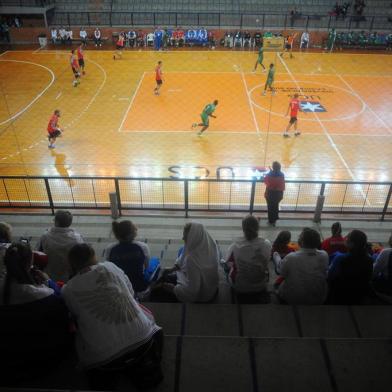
0,48,391,207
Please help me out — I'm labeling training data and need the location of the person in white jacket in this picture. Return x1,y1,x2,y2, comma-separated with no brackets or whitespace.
157,222,219,303
224,215,271,302
62,243,163,389
37,210,84,282
300,31,310,49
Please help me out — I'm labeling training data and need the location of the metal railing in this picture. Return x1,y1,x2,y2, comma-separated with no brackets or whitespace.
0,0,55,6
0,176,391,220
50,11,392,31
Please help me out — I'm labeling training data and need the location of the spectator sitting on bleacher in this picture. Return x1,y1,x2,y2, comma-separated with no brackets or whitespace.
321,222,347,257
234,31,243,47
0,222,12,277
243,31,252,48
224,215,271,303
136,30,145,47
79,27,87,45
147,32,155,47
273,228,329,305
154,222,219,303
37,210,84,282
271,230,296,260
327,229,373,304
128,29,136,47
66,28,73,43
0,241,72,382
0,242,60,305
208,30,216,48
62,243,163,390
103,220,160,300
300,31,310,49
372,233,392,297
94,27,102,47
59,27,66,44
224,31,234,48
51,27,58,44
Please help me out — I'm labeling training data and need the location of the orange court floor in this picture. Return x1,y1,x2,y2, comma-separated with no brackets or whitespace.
0,48,391,207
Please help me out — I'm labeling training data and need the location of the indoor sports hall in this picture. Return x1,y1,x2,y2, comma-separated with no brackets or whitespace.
0,47,391,211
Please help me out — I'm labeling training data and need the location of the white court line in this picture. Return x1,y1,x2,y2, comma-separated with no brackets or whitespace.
55,91,62,100
120,129,256,134
0,57,107,162
33,45,46,53
249,80,367,123
0,59,55,126
118,72,146,132
241,72,261,134
63,58,107,131
0,51,9,57
278,55,358,181
335,74,392,136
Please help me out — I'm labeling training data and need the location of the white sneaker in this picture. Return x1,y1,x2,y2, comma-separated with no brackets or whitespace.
294,131,301,136
262,91,266,96
283,133,290,138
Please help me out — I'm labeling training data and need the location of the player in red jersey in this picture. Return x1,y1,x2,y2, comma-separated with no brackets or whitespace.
284,93,301,137
154,61,163,95
47,109,63,149
113,33,125,60
77,43,85,75
70,49,81,87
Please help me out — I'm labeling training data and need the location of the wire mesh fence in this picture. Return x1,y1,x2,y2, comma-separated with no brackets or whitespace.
0,176,391,220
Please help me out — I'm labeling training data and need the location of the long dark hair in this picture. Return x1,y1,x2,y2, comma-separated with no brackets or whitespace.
273,230,291,252
3,242,34,305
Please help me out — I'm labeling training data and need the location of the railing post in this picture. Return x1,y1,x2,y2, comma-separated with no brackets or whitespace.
114,178,122,216
184,180,189,218
249,180,256,214
369,16,374,32
306,15,309,30
381,184,392,221
87,12,90,26
313,182,326,223
44,178,55,215
67,12,70,27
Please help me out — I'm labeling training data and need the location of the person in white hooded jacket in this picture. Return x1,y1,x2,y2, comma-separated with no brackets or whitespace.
157,222,219,303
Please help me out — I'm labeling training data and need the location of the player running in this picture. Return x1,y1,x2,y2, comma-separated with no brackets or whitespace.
154,61,163,95
113,33,125,60
262,63,275,96
70,49,81,87
77,43,85,75
192,100,219,136
47,109,63,149
284,93,302,137
253,44,266,72
280,33,297,58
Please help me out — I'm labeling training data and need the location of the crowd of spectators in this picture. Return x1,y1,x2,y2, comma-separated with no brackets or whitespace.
335,30,392,49
48,27,293,49
0,208,391,386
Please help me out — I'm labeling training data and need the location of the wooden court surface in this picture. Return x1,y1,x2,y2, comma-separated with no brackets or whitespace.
0,48,391,187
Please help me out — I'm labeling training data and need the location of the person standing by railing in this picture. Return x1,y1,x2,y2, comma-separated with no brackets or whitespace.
264,161,285,226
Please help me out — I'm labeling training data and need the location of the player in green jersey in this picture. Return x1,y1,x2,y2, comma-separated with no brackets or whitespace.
192,100,219,136
253,44,266,72
262,63,276,96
